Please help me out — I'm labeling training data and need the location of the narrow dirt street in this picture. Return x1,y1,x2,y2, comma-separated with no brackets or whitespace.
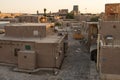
54,32,91,80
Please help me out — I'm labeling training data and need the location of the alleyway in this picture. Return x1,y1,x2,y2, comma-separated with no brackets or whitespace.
55,32,91,80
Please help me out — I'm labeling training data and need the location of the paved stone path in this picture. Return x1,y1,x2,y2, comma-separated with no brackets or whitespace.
90,61,100,80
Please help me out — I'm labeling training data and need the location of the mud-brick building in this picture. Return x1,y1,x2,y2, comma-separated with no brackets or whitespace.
98,20,120,80
18,15,41,23
81,22,98,48
0,23,68,71
96,3,120,80
105,3,120,21
81,22,99,62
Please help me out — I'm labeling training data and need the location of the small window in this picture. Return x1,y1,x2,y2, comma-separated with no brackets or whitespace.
33,30,39,36
105,35,114,45
105,35,113,40
25,45,31,50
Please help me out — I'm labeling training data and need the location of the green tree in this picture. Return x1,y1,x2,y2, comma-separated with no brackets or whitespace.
66,13,74,19
90,16,99,22
55,22,61,26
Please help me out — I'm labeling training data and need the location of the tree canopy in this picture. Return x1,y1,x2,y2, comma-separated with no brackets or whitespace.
90,16,99,22
66,13,74,19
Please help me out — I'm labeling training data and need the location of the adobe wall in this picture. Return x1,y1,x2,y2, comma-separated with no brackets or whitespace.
19,16,40,23
5,25,46,38
99,21,120,39
0,40,35,64
35,40,64,68
100,47,120,74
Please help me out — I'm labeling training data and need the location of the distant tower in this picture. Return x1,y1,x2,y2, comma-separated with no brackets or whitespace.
73,5,79,15
73,5,79,12
44,8,47,17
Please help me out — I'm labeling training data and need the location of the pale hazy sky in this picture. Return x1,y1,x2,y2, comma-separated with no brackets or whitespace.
0,0,120,13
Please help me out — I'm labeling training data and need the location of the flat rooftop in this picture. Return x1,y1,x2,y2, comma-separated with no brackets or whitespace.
6,23,50,27
0,34,64,43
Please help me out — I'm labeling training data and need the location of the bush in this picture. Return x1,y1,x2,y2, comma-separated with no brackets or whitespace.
90,16,99,22
55,22,61,26
66,13,74,19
